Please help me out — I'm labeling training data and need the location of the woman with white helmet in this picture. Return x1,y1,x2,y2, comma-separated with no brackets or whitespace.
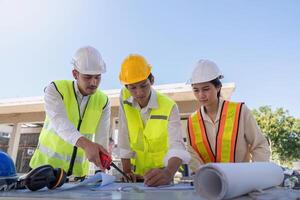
186,59,270,173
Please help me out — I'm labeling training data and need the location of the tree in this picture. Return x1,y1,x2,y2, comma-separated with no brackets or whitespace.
252,106,300,165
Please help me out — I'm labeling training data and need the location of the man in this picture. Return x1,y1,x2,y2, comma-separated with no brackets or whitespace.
117,54,190,186
30,46,110,177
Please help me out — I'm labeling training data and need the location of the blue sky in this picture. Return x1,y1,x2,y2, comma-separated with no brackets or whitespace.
0,0,299,118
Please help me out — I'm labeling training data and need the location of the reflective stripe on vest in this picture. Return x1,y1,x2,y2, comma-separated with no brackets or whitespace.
121,88,175,176
30,80,108,176
188,101,243,163
42,122,94,141
37,143,85,163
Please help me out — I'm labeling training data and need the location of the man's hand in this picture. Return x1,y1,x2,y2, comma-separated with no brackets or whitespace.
144,168,173,187
120,172,144,183
144,157,182,187
120,158,143,182
121,172,136,182
76,136,109,170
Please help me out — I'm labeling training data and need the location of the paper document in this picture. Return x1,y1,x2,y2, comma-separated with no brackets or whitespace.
93,182,194,191
62,172,115,190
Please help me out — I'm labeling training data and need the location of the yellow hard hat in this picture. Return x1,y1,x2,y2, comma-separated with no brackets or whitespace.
119,54,152,84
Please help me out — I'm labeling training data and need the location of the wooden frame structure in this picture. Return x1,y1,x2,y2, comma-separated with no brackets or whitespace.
0,82,235,162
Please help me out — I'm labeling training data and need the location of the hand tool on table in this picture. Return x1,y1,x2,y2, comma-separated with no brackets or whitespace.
100,153,132,182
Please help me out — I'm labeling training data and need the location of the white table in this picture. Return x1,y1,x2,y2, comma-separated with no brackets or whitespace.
0,183,299,200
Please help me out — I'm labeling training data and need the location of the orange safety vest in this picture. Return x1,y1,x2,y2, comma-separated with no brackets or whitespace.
188,101,243,163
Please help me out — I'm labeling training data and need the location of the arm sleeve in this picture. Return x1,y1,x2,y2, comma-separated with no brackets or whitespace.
94,98,111,150
163,105,191,166
243,104,271,161
44,83,82,146
117,96,135,159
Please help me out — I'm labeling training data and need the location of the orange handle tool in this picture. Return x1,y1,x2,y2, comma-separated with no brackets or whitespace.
99,153,132,182
100,153,112,170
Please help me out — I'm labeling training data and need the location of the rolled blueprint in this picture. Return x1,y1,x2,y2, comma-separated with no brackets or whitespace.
194,162,284,200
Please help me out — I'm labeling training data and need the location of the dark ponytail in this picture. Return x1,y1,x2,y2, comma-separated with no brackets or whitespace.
210,78,222,98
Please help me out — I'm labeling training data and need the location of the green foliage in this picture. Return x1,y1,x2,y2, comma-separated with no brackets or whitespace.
252,106,300,165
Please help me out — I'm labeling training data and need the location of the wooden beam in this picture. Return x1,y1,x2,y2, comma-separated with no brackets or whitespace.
0,103,44,114
7,123,22,162
0,112,45,123
21,127,43,134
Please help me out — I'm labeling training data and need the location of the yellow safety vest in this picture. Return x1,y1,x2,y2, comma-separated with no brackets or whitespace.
188,101,243,163
30,80,108,176
122,88,175,176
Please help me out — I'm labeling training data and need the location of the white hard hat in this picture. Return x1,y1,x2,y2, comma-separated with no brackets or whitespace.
188,59,223,84
72,46,106,75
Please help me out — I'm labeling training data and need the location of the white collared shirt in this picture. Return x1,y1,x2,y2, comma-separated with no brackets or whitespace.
44,81,110,149
117,88,191,166
187,98,270,172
